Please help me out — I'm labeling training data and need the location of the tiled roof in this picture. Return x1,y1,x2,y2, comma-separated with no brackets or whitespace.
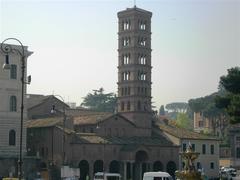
26,94,50,109
156,123,218,140
26,94,69,110
26,118,62,128
72,133,175,146
73,112,113,125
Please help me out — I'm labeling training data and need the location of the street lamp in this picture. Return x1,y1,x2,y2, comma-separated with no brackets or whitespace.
50,95,67,165
1,38,31,180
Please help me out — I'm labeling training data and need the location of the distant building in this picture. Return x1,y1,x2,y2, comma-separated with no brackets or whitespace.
0,44,33,176
156,120,219,178
194,112,212,133
67,102,76,109
228,124,240,168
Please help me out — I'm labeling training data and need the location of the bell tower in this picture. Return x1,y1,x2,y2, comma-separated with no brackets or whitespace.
117,7,152,136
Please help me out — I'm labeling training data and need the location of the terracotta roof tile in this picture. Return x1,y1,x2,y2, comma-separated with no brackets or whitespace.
72,133,175,146
156,123,218,140
26,118,62,128
73,112,113,125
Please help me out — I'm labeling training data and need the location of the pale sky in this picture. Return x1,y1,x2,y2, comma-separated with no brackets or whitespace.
1,0,239,109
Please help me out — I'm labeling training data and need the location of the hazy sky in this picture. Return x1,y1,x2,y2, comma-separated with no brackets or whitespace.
1,0,239,109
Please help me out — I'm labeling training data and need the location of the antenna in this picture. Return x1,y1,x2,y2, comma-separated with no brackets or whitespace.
134,0,136,7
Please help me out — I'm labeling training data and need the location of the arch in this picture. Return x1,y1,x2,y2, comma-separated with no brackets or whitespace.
94,160,103,173
79,160,89,180
9,129,16,146
10,95,17,112
135,150,148,163
153,161,163,172
166,161,177,177
109,160,120,173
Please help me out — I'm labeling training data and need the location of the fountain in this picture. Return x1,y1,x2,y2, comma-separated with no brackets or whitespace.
175,143,203,180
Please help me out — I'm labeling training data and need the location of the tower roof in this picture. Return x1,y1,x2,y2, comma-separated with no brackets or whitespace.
118,6,152,17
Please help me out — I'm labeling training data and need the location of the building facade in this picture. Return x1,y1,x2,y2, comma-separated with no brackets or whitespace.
0,43,33,176
156,122,220,178
228,124,240,168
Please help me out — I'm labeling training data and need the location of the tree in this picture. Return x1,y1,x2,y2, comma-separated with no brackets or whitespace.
159,105,165,116
165,102,189,120
189,93,229,137
165,102,188,113
216,67,240,124
176,112,192,130
81,88,117,112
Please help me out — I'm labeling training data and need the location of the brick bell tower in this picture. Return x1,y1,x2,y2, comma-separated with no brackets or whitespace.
117,6,152,136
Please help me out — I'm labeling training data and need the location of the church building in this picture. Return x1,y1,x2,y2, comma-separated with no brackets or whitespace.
66,6,180,180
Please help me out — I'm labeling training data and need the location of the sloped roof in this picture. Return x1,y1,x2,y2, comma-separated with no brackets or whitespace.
72,132,175,147
26,94,50,109
73,112,113,125
26,118,75,135
73,113,137,127
26,94,69,110
156,123,218,141
26,118,62,128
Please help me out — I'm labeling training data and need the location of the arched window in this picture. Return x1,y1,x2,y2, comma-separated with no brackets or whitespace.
9,129,16,146
10,96,17,112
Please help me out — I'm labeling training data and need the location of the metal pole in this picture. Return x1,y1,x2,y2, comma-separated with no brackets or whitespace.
19,55,25,180
63,105,66,165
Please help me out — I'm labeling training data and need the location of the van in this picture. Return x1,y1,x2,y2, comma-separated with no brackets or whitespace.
143,172,173,180
94,172,121,180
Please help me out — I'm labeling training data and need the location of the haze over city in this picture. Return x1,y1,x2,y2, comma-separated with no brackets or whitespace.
1,0,239,109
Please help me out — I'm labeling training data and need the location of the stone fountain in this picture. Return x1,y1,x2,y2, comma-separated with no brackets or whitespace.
175,143,203,180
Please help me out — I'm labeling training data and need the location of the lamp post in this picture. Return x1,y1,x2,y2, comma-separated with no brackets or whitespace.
1,38,30,180
50,95,67,166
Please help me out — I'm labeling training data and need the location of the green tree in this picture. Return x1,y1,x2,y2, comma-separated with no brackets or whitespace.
189,93,229,137
165,102,188,113
159,105,165,116
81,88,117,112
216,67,240,124
176,112,192,130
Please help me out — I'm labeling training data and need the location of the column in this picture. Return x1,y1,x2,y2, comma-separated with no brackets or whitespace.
123,161,127,180
89,161,94,180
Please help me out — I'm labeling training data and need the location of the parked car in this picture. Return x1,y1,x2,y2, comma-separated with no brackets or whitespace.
143,172,173,180
220,167,237,179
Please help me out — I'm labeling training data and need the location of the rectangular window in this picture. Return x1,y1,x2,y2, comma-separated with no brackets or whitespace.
192,144,195,151
128,87,131,95
202,144,206,154
10,64,17,79
121,102,124,111
236,136,240,142
210,145,214,154
183,143,187,152
198,121,204,127
210,162,214,169
236,147,240,158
